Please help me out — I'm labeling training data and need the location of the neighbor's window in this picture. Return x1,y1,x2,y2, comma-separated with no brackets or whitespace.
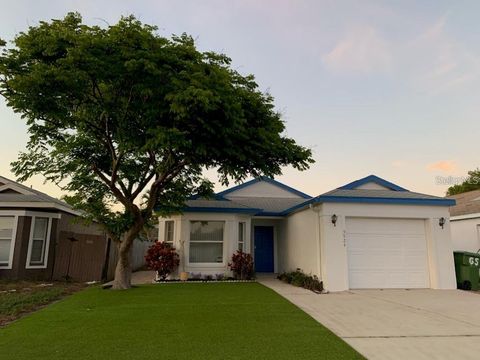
189,221,224,263
28,217,49,266
0,216,15,268
164,221,174,244
238,222,246,252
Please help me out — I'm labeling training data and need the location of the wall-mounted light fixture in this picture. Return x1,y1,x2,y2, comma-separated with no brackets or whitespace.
331,214,338,227
439,217,446,229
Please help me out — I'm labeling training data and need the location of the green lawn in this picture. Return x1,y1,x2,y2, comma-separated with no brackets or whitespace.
0,283,363,360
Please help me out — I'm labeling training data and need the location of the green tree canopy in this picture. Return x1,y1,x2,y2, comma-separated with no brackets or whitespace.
447,169,480,195
0,13,313,289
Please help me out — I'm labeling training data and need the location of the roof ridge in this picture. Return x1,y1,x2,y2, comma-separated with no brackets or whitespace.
0,175,73,209
217,177,312,199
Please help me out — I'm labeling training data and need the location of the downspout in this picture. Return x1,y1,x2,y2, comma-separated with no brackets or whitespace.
310,204,322,282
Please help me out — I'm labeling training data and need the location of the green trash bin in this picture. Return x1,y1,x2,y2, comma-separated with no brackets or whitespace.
453,251,480,291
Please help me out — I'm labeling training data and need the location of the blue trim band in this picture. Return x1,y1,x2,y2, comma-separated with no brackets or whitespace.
182,207,262,214
280,196,455,215
339,175,408,191
217,177,312,199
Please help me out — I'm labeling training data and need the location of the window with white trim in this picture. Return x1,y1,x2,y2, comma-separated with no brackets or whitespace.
189,221,224,263
0,216,15,268
238,222,246,252
164,221,174,244
27,217,50,267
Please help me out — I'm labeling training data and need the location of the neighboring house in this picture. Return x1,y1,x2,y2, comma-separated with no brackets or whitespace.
158,175,457,292
448,190,480,253
0,175,109,282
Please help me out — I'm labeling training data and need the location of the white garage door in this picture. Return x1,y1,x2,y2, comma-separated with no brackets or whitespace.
346,217,429,289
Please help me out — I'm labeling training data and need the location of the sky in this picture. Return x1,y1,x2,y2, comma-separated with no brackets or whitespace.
0,0,479,199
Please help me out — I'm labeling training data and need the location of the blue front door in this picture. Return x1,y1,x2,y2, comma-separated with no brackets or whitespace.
254,226,274,272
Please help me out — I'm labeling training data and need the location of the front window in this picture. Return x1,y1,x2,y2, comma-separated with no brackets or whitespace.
28,217,50,266
189,221,224,263
0,216,15,268
164,221,174,244
238,222,246,252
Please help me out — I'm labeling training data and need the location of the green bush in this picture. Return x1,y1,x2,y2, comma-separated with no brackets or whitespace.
277,269,323,293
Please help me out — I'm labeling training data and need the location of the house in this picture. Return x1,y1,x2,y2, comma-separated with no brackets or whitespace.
158,175,457,291
0,175,108,282
448,190,480,253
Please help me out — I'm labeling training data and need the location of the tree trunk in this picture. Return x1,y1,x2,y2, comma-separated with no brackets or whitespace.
111,223,144,289
112,242,132,289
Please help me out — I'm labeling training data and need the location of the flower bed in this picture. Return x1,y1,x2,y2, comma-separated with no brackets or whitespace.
153,279,256,284
277,269,323,293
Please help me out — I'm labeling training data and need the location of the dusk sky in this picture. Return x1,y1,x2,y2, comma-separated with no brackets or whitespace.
1,0,479,199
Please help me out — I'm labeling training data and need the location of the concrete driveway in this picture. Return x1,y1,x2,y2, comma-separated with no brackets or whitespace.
259,277,480,360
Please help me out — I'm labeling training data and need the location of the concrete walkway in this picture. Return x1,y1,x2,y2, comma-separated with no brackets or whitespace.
104,270,156,286
258,276,480,360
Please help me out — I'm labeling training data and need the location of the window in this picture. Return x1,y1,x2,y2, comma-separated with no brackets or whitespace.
238,222,246,252
27,217,50,267
189,221,224,263
164,221,174,244
0,216,15,268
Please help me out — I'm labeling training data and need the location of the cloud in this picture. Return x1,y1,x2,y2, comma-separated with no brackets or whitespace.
321,15,480,95
426,160,458,173
406,15,480,94
322,26,392,73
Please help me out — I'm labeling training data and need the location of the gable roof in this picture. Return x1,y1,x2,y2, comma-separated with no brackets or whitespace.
339,174,408,191
184,177,311,216
0,175,79,215
217,177,312,199
447,189,480,217
182,175,455,217
282,175,455,214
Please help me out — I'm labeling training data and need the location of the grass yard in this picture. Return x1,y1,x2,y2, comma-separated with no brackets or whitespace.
0,283,363,360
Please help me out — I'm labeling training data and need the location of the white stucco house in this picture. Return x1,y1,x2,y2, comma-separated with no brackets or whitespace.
158,175,457,292
448,190,480,253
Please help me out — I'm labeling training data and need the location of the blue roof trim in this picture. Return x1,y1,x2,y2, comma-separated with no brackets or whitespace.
183,207,262,214
189,193,227,200
339,175,408,191
280,196,456,215
217,177,312,199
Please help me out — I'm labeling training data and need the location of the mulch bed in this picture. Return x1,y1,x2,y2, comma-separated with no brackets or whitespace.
0,281,86,326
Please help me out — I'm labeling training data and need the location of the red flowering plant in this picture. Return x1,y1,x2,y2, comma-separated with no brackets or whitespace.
145,242,180,280
228,251,254,280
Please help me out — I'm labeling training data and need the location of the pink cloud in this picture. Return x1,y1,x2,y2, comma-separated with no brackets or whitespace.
426,160,458,173
322,25,392,73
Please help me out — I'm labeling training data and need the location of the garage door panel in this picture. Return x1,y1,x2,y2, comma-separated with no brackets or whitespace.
346,218,425,234
346,218,429,289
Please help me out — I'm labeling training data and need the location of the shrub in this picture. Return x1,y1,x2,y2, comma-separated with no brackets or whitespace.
228,251,254,280
215,273,225,281
190,273,202,280
277,269,323,293
145,242,180,281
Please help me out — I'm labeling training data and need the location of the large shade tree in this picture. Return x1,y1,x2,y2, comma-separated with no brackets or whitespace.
446,168,480,195
0,13,313,289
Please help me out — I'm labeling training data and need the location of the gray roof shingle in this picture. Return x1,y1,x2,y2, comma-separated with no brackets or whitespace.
321,189,445,200
447,190,480,216
0,175,76,213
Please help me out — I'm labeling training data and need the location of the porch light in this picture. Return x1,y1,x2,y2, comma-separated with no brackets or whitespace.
331,214,338,227
439,217,446,229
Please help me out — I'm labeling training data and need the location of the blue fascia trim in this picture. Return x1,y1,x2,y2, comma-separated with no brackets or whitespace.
188,193,227,200
280,196,456,215
316,196,456,206
253,211,285,217
339,175,408,191
183,207,262,214
217,177,312,199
